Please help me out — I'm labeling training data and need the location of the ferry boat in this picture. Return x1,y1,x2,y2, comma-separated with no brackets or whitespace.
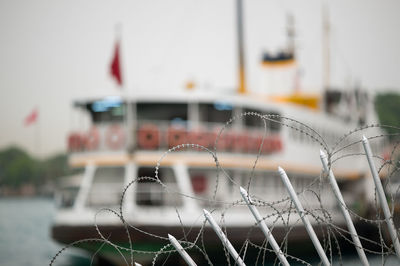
51,90,381,264
51,2,383,265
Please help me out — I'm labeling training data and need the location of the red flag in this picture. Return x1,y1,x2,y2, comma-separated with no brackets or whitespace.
24,108,38,126
110,41,122,86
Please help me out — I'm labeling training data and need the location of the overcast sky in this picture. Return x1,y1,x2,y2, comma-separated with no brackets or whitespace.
0,0,399,157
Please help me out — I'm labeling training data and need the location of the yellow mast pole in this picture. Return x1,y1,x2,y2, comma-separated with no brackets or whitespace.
237,0,246,94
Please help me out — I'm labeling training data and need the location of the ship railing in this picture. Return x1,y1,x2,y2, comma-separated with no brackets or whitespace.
67,122,128,153
134,119,282,153
66,120,283,154
135,182,182,207
86,183,123,208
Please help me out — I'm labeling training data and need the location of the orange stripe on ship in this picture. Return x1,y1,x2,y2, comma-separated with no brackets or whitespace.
69,152,363,181
261,59,296,68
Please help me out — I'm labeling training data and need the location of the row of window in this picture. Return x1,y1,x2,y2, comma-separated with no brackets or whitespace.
287,121,364,153
59,166,323,209
86,102,281,131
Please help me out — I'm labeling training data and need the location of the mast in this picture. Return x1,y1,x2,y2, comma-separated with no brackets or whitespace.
286,14,295,56
322,4,330,90
237,0,247,94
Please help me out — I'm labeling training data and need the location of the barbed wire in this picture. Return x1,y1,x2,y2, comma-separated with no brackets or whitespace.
50,113,400,265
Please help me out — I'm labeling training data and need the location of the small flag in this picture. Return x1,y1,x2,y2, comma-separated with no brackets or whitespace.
24,108,38,126
110,41,122,86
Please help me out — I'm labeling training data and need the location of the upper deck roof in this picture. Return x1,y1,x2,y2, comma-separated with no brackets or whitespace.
73,90,322,116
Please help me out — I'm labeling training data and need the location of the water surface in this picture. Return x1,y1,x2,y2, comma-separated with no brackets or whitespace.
0,198,90,266
0,198,398,265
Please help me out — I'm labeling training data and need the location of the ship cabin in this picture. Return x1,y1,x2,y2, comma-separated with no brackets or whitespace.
58,93,362,219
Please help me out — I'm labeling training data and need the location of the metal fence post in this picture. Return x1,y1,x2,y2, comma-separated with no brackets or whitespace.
203,209,246,266
362,136,400,259
168,234,197,266
278,166,331,266
320,150,369,266
239,187,290,266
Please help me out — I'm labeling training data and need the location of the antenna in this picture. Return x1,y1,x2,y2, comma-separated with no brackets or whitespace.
322,3,330,90
286,13,295,55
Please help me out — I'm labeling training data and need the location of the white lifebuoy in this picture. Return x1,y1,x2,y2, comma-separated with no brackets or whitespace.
85,127,100,150
106,124,126,150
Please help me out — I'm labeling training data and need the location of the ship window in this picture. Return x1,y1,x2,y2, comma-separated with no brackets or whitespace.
57,173,83,208
243,108,281,131
86,166,125,208
137,103,188,122
199,103,232,124
136,167,182,207
189,168,231,207
236,170,281,202
86,99,125,123
58,186,79,208
240,172,264,191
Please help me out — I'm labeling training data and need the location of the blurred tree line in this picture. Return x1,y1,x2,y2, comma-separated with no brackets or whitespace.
0,146,73,189
375,92,400,141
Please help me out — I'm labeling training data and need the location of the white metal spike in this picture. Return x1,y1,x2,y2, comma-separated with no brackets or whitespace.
168,234,197,266
362,136,400,259
278,166,331,266
203,209,246,266
239,187,290,266
320,150,369,266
